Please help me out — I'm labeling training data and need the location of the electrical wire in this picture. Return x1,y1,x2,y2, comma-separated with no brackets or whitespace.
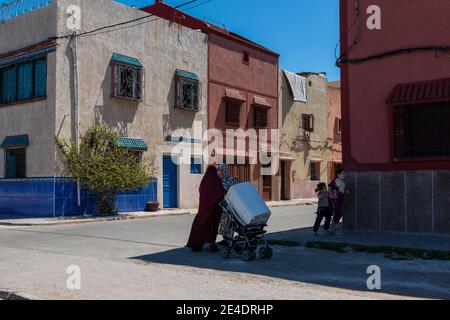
338,45,450,66
335,1,450,66
52,0,201,40
335,0,361,67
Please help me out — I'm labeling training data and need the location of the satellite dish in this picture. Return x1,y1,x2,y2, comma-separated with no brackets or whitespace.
66,5,81,32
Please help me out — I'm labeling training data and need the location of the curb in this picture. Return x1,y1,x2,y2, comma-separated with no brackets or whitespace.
0,211,194,227
0,201,316,227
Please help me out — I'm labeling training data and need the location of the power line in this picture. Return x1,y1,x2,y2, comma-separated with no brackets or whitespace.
335,0,361,67
183,0,212,11
339,45,450,66
71,0,215,39
53,0,201,40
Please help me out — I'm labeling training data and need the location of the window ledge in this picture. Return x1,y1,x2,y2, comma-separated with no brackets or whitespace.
395,156,450,163
111,95,143,103
0,96,46,108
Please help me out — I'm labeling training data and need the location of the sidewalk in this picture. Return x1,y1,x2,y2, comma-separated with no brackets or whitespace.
267,226,450,253
0,199,315,227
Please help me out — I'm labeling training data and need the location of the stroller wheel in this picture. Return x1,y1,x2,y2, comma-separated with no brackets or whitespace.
259,246,273,259
242,248,256,262
220,246,231,259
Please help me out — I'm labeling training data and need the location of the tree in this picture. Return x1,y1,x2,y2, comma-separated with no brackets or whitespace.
56,123,152,214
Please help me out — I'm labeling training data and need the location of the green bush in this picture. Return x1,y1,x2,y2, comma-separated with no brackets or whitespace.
56,123,152,215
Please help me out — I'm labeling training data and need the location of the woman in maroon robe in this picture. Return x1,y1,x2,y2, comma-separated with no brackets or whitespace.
186,165,227,252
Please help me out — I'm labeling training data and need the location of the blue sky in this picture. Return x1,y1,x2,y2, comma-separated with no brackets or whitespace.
119,0,341,80
1,0,341,80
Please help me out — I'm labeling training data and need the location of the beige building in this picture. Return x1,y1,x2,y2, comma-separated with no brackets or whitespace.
279,70,341,200
0,0,208,217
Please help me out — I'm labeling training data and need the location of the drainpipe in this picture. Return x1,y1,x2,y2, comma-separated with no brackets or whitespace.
69,32,81,209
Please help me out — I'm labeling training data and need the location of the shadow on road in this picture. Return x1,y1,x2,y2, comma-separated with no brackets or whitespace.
131,227,450,300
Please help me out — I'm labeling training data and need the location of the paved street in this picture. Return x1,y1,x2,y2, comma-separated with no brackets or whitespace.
0,205,449,300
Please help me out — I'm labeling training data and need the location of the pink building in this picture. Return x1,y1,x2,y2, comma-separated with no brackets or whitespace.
142,1,280,201
327,81,342,182
341,0,450,233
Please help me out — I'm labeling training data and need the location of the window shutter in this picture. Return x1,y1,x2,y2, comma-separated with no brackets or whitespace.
18,62,33,100
33,58,47,97
2,66,16,104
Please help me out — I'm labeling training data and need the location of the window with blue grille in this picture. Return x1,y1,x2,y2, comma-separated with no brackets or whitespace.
0,56,47,105
191,157,202,174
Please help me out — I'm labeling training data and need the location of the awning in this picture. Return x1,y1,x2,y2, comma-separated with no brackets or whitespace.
175,69,199,81
117,138,148,151
225,89,246,101
388,77,450,106
253,96,272,107
1,135,29,149
111,53,143,68
0,46,56,68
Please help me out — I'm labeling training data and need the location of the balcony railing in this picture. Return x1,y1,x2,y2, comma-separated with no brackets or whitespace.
0,0,53,23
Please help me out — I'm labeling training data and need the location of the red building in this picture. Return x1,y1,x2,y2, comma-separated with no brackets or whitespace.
340,0,450,234
142,1,280,201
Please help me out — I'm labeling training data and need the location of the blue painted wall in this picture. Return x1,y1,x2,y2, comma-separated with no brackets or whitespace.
0,177,157,218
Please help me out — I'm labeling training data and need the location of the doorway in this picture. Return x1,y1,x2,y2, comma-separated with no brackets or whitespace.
163,155,178,208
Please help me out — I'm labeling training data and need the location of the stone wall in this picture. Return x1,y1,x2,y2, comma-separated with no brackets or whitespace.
344,171,450,234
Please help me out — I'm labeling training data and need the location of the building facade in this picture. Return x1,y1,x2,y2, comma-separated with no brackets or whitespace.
279,70,342,200
327,81,342,182
142,0,280,202
0,0,208,216
341,0,450,234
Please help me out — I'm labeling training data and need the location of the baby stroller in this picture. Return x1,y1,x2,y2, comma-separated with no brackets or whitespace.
218,182,273,262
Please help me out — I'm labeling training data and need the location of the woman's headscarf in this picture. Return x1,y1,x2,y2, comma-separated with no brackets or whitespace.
217,164,238,191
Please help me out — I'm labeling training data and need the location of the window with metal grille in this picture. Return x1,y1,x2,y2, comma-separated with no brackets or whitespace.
310,162,321,181
176,77,199,112
226,102,241,125
254,107,268,128
394,103,450,159
5,148,26,179
112,62,143,101
302,114,314,132
0,56,47,105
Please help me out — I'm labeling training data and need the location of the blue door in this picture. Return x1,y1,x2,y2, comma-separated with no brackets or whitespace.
163,156,178,208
